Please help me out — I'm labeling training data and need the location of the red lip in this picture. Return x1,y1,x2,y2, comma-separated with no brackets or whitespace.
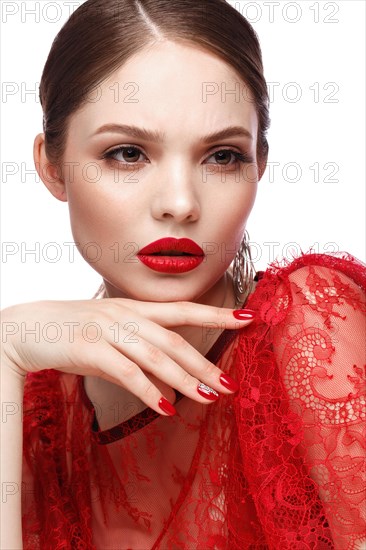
138,238,204,273
139,237,204,256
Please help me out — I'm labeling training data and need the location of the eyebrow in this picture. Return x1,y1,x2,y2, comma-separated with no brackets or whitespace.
90,123,253,142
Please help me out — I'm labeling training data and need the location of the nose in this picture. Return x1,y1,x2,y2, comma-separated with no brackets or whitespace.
150,163,201,223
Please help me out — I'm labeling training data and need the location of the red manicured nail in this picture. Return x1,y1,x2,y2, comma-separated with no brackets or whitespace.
232,309,256,320
197,383,220,401
219,373,239,392
158,397,176,416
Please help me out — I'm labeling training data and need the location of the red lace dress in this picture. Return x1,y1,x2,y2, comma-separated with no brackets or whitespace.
21,251,366,550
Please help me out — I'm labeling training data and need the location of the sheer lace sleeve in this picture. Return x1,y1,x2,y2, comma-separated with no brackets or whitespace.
231,252,366,549
270,255,366,549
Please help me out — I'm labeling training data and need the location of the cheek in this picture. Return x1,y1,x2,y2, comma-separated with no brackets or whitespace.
206,182,257,267
65,176,128,247
210,181,257,234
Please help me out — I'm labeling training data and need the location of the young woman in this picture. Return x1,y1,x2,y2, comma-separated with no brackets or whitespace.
1,0,365,548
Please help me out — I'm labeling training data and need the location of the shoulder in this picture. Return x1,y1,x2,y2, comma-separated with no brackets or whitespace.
258,250,365,290
247,250,366,327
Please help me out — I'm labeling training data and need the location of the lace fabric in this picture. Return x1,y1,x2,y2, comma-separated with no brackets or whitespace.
21,251,366,549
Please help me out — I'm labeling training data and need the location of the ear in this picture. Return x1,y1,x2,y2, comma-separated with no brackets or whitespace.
33,133,68,202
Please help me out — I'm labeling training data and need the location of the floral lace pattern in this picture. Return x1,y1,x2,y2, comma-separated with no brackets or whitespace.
21,251,366,549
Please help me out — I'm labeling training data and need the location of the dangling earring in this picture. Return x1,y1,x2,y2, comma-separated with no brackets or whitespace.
232,229,256,307
92,282,106,299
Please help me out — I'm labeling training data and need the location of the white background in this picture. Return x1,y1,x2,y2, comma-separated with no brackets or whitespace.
1,0,365,309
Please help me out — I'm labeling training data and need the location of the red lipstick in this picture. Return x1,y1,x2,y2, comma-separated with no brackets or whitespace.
137,237,204,273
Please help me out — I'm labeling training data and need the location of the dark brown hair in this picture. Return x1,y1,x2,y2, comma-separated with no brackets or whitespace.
40,0,270,168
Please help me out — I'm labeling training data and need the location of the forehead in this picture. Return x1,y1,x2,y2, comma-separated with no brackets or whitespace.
68,40,258,143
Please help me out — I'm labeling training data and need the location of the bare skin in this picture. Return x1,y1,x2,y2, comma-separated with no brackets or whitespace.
1,41,266,548
31,40,265,426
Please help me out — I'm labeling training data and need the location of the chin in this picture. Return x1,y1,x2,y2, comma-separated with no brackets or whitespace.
134,290,200,303
104,273,219,303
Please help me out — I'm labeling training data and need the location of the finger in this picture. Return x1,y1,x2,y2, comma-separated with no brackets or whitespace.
101,305,246,397
108,329,227,404
111,298,255,329
90,343,178,417
120,322,241,397
144,372,177,403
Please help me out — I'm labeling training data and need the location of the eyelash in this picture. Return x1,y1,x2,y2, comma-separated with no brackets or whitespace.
101,145,254,169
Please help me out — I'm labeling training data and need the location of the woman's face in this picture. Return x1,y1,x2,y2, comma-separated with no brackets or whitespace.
39,41,262,305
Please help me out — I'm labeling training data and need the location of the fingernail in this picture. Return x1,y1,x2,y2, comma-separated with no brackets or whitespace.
197,383,220,401
232,308,256,320
219,373,239,393
158,397,177,416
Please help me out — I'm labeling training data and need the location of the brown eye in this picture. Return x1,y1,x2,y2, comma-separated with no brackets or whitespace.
214,151,232,165
119,147,141,163
103,146,145,164
207,149,253,166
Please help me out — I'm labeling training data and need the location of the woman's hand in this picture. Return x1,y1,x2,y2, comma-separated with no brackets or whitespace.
1,298,254,416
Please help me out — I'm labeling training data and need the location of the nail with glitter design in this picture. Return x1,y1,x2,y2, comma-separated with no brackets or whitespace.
197,382,220,401
158,397,176,416
219,373,239,393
